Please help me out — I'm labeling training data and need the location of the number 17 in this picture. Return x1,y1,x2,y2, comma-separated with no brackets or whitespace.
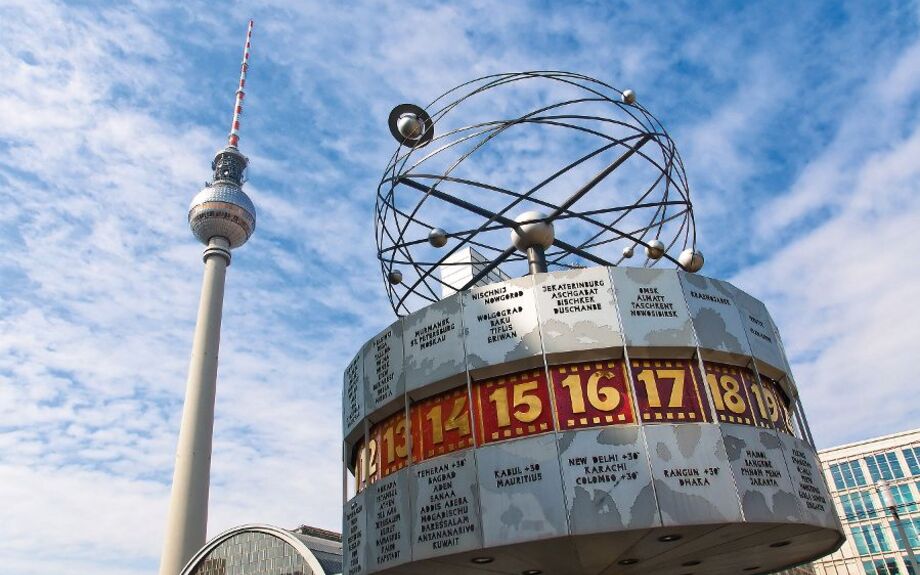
636,369,684,408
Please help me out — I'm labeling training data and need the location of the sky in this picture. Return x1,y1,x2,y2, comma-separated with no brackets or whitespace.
1,1,919,574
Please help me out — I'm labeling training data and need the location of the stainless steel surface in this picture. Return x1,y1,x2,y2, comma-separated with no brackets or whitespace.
396,113,424,140
476,434,569,546
510,211,555,251
461,276,542,377
363,320,406,413
344,491,368,575
343,349,365,439
367,470,412,571
188,182,256,248
610,267,697,353
526,245,548,275
721,423,802,523
678,248,704,272
533,266,622,361
376,72,697,316
428,228,449,248
645,239,665,260
402,293,466,394
558,425,659,534
410,450,483,561
346,266,844,574
644,423,743,525
678,272,751,362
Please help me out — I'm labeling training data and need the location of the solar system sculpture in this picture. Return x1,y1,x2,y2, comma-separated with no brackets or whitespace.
344,72,843,575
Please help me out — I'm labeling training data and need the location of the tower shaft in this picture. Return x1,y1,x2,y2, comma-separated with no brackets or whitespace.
159,238,230,575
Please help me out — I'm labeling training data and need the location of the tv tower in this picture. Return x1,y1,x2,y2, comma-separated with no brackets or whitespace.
158,20,257,575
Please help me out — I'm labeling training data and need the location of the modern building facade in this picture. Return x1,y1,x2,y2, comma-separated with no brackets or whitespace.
813,428,920,575
180,524,342,575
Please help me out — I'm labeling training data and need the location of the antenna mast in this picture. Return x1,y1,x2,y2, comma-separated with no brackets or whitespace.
228,20,253,148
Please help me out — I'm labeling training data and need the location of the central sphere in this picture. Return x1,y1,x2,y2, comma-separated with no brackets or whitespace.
188,182,256,248
510,210,555,251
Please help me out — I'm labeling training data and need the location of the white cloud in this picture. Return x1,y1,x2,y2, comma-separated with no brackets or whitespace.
732,37,920,445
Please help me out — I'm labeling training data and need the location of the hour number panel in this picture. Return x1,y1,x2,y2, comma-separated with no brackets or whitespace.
352,437,375,493
550,360,635,430
629,358,711,423
704,362,757,426
754,375,794,434
410,386,474,462
372,411,409,478
472,369,555,445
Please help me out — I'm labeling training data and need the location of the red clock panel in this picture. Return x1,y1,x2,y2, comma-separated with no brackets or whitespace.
549,360,635,430
629,358,711,423
371,410,409,478
472,368,555,445
410,385,474,462
703,362,757,426
759,375,794,434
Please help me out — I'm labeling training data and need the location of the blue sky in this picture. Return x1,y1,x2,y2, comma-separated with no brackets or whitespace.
1,1,920,573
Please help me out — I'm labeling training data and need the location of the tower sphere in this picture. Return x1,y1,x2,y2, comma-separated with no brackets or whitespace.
188,182,256,249
510,211,555,251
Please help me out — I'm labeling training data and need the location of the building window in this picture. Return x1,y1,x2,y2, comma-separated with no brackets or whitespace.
852,523,891,554
867,452,906,482
842,490,879,521
833,460,870,490
889,483,919,514
890,518,920,550
904,556,917,575
863,558,905,574
905,448,920,476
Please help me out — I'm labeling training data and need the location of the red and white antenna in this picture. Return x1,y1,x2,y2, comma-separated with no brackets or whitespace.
228,20,253,148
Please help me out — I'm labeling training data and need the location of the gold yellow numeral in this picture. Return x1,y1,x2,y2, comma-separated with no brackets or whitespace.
382,418,408,465
445,395,471,436
636,369,684,408
488,380,543,427
354,444,366,491
561,371,621,413
424,396,470,447
425,404,444,444
706,373,747,414
353,437,379,492
749,385,779,422
366,437,378,477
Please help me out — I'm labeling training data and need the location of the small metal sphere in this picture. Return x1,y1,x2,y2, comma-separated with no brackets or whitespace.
188,182,256,248
621,89,636,105
678,248,705,272
622,245,634,258
645,239,665,259
510,210,555,251
396,113,424,140
388,269,403,285
428,227,448,248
